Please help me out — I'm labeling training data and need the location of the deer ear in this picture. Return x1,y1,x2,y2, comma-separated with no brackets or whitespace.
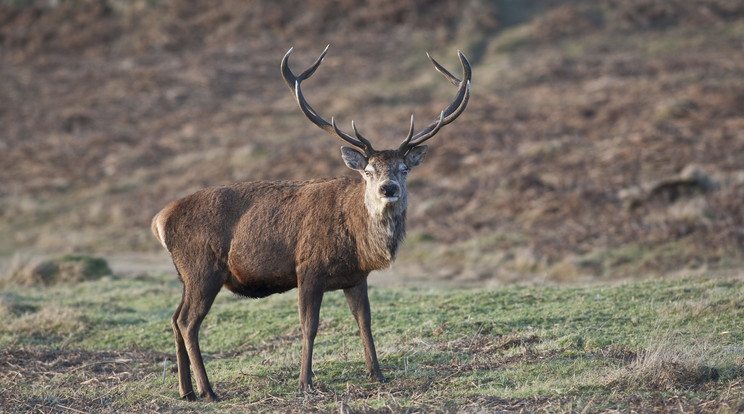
405,145,428,168
341,146,367,171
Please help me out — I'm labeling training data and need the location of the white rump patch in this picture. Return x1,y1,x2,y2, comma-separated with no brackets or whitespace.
154,213,168,249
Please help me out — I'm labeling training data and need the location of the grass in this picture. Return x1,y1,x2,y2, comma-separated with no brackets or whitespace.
1,272,744,412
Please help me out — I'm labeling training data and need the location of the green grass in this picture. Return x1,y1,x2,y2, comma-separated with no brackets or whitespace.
1,274,744,412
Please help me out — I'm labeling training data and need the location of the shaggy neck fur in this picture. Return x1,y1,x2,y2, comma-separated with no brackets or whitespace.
356,186,407,271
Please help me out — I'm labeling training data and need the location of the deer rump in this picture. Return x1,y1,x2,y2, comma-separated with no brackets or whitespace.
154,176,400,299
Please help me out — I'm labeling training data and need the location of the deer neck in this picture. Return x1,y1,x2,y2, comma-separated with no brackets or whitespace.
352,181,407,271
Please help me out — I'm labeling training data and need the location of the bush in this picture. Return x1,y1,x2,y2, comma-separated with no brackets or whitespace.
2,254,112,287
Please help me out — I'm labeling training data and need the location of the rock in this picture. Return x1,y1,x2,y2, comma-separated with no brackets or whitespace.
618,164,718,209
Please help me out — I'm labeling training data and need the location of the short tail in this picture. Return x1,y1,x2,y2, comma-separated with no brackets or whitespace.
151,209,169,250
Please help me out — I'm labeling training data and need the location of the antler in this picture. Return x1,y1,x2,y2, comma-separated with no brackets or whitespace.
281,45,375,155
398,50,471,154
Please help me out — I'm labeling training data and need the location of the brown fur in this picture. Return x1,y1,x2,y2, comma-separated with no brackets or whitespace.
153,163,407,401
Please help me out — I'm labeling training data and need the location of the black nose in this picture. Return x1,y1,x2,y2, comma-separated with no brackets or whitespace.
380,183,399,197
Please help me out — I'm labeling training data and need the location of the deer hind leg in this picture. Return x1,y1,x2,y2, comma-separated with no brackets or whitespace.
171,289,195,401
344,281,385,383
172,264,224,402
297,272,325,391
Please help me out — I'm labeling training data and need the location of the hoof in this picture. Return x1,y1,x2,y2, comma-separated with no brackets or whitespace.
181,391,197,402
371,372,387,383
203,392,220,402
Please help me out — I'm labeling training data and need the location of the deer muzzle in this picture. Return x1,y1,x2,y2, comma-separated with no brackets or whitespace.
379,181,401,203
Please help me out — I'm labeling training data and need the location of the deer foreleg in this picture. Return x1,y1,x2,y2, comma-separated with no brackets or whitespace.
297,273,324,391
344,280,385,383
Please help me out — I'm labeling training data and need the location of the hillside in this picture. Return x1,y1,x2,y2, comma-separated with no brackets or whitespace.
2,0,744,284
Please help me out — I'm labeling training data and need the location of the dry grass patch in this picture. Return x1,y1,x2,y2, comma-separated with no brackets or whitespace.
1,254,112,288
0,300,88,342
605,340,720,391
0,346,168,414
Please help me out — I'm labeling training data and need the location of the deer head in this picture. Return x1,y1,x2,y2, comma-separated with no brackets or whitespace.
281,45,471,216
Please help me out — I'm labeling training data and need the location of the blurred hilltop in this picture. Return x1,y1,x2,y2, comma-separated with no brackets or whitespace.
1,0,744,284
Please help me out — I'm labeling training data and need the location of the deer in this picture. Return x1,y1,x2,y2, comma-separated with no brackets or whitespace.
151,45,471,402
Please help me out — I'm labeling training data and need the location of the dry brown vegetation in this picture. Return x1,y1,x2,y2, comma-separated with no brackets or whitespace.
1,0,744,284
1,254,111,287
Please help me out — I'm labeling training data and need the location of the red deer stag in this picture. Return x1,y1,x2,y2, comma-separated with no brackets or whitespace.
151,45,471,401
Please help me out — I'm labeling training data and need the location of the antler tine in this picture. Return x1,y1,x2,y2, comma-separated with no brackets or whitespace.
397,115,416,151
399,50,472,153
426,52,460,86
351,120,374,153
299,44,329,80
331,117,372,153
407,110,446,149
292,81,365,149
409,81,470,148
281,45,330,89
282,46,373,154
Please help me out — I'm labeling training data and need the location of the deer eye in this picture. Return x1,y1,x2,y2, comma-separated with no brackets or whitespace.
363,170,373,178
